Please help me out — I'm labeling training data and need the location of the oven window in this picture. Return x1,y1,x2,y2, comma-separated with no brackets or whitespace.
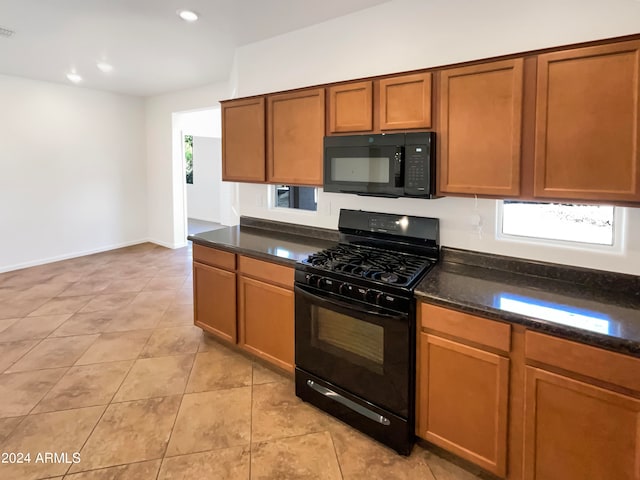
330,157,390,183
312,306,384,373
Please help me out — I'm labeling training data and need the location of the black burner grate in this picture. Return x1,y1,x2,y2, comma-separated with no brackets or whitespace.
302,244,433,287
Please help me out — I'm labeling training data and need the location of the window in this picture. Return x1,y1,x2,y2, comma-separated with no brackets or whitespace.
184,135,193,184
273,185,317,211
500,201,615,246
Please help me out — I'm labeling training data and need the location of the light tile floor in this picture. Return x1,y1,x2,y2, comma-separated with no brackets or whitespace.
0,243,486,479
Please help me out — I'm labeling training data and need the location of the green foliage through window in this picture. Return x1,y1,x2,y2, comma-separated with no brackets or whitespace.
185,135,193,184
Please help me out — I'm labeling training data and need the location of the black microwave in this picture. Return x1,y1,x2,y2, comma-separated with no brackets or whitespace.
323,132,436,198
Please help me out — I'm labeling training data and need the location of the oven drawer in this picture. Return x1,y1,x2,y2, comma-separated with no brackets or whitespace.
420,303,511,353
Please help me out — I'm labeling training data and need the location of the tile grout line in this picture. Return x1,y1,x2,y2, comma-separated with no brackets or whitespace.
249,363,254,480
327,430,345,480
155,349,198,478
65,457,164,478
24,365,73,417
53,327,138,477
0,335,47,374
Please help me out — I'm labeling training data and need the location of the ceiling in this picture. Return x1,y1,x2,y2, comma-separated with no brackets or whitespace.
0,0,390,96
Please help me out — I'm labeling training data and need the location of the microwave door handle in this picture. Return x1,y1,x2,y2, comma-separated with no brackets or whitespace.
294,285,406,321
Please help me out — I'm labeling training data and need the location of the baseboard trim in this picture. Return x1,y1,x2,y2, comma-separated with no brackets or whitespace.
0,238,151,274
187,216,221,224
148,238,188,249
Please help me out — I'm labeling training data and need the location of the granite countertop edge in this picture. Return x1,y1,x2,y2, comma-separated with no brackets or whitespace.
189,235,298,267
187,219,339,267
416,291,640,357
415,254,640,359
189,221,640,358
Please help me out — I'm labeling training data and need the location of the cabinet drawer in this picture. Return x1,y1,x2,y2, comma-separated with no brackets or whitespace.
193,244,236,271
420,303,511,353
525,331,640,392
239,256,294,289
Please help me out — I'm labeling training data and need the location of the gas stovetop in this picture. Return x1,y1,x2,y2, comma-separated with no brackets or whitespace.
294,210,440,310
300,243,435,288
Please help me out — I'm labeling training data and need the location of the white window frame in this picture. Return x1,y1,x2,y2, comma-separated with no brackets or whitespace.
269,185,319,215
495,200,626,254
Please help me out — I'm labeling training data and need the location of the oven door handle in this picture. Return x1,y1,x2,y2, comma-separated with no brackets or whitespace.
306,380,391,426
295,285,407,321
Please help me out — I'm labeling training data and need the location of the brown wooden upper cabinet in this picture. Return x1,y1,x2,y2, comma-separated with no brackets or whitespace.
328,81,373,133
267,88,325,186
534,40,640,202
379,72,432,130
221,97,266,182
439,59,524,196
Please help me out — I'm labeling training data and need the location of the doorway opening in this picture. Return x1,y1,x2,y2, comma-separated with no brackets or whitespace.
172,108,237,246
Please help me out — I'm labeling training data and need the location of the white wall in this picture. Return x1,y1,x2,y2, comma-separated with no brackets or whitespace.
232,0,640,275
178,108,221,138
187,137,221,222
0,74,147,272
145,82,237,248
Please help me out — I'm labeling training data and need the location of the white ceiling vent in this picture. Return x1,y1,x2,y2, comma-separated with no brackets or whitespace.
0,26,15,38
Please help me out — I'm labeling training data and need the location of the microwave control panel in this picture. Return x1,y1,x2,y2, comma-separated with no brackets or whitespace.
404,146,429,196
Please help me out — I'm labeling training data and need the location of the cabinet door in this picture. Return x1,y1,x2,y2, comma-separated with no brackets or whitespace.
379,72,432,130
238,276,294,372
193,262,237,343
221,97,266,182
534,40,640,201
417,333,509,476
439,59,523,196
267,88,325,186
328,81,373,133
524,367,640,480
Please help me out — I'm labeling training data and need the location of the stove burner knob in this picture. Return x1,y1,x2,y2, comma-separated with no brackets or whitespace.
338,283,348,295
366,289,384,304
306,274,320,287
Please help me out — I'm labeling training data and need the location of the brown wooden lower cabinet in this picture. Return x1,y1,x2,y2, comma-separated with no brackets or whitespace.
192,245,295,373
416,302,640,480
238,275,294,372
524,366,640,480
193,261,237,343
417,332,509,476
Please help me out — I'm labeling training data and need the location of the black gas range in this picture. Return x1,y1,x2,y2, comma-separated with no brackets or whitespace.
294,209,439,454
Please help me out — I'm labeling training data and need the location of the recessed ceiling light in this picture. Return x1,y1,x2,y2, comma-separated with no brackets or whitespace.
97,62,113,73
66,72,83,83
177,10,198,22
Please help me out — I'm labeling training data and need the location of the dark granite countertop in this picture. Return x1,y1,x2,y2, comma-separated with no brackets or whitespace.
189,218,640,357
187,217,338,267
416,248,640,357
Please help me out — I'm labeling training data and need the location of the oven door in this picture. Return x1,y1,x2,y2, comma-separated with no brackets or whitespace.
323,144,404,196
294,284,410,417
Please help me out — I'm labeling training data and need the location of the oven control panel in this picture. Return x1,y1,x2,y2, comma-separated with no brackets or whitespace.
300,273,408,311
